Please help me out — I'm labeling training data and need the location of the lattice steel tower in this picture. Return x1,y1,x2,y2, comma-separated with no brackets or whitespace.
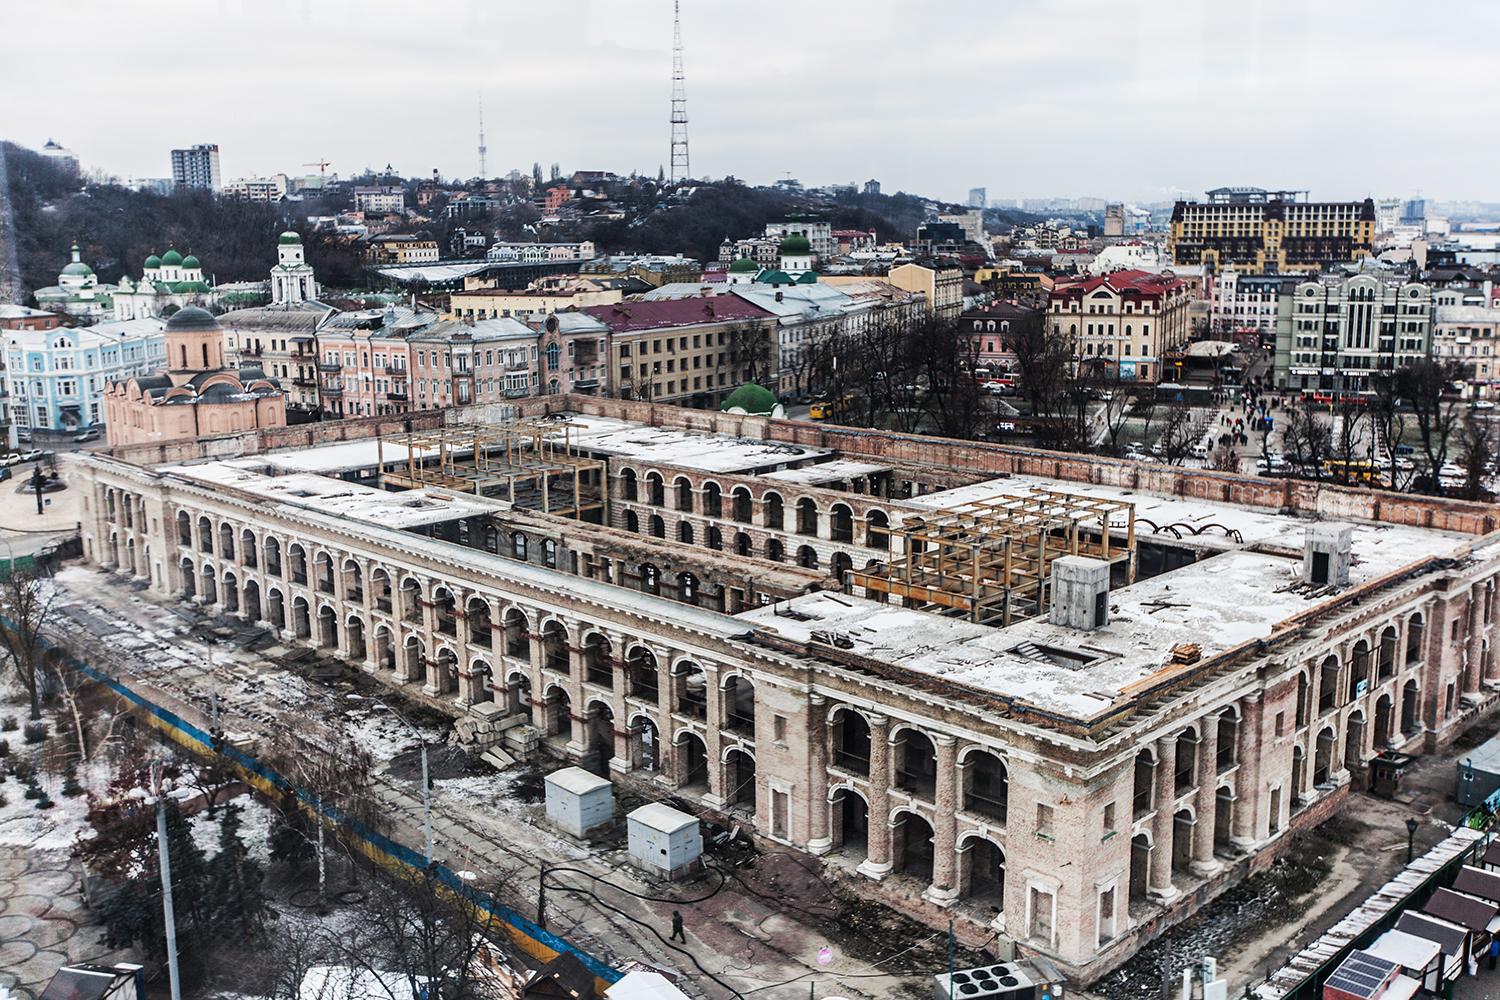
669,0,690,184
477,95,488,179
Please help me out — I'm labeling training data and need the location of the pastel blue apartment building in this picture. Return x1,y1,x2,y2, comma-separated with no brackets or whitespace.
3,318,166,437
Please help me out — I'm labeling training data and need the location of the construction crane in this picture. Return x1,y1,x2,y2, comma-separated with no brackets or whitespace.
303,159,331,177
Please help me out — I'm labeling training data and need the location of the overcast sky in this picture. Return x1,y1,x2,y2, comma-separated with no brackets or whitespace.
4,0,1494,205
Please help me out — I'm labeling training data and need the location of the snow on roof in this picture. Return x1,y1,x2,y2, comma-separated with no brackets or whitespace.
738,541,1428,720
555,413,833,474
298,964,428,1000
163,466,505,529
545,766,612,795
607,971,693,1000
173,438,440,476
757,460,893,486
628,802,698,834
906,473,1470,582
1365,930,1441,972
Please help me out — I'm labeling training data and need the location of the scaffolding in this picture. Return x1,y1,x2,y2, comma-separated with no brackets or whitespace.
850,487,1136,627
378,420,607,519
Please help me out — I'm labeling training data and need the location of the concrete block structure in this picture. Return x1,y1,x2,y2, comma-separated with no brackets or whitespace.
67,394,1500,983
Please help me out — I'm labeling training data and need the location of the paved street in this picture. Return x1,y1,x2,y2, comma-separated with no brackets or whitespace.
45,564,957,1000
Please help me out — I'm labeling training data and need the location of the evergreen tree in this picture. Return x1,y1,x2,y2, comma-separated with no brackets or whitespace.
267,789,316,869
209,802,268,936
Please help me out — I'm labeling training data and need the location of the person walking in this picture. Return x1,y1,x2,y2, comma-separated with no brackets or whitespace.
670,909,687,943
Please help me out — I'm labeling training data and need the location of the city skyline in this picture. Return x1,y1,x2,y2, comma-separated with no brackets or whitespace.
5,0,1497,204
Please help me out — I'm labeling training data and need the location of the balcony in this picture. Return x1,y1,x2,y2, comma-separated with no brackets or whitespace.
292,377,317,388
503,386,531,399
384,365,407,375
386,389,409,401
322,385,343,396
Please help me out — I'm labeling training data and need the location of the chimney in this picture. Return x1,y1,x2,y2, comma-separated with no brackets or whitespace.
1049,556,1111,630
775,291,784,303
1303,523,1353,588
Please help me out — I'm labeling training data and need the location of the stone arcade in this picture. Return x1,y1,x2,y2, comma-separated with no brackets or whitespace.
69,395,1500,983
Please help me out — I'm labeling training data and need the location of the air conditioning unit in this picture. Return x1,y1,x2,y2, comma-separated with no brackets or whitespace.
934,963,1034,1000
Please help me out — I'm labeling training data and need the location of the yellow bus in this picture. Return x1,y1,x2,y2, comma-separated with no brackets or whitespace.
809,394,854,420
1323,459,1379,484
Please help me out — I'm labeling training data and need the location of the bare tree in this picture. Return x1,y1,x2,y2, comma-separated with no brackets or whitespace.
0,569,58,719
264,726,385,913
1396,358,1469,494
1457,414,1495,502
1283,398,1333,481
1329,399,1368,486
1157,402,1196,466
340,865,510,1000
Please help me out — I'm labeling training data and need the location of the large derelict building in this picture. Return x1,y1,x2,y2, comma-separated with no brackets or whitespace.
70,397,1500,982
1170,187,1376,275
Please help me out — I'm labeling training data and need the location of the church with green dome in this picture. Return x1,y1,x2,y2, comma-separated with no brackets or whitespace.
113,246,219,320
32,243,119,322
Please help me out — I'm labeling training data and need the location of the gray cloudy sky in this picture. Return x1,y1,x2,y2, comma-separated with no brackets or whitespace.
4,0,1493,204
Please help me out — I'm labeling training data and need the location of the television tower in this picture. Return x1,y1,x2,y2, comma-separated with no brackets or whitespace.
669,0,690,184
477,95,488,179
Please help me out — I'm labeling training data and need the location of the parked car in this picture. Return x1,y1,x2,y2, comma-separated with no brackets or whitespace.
1471,400,1496,411
17,449,44,462
0,453,21,467
0,467,12,482
74,429,101,442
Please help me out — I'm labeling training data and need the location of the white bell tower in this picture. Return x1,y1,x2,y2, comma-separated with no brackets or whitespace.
270,231,319,306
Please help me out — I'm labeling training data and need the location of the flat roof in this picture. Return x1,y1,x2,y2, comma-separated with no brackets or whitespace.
551,414,834,474
163,466,505,529
757,460,892,486
1366,930,1440,972
737,539,1435,720
907,473,1468,572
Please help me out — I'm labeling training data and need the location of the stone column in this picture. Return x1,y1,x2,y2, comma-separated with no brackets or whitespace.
1192,723,1220,875
806,695,832,854
1467,590,1485,693
858,715,894,880
608,639,631,774
701,664,726,809
924,735,961,906
1148,735,1179,900
565,635,588,760
1232,694,1263,847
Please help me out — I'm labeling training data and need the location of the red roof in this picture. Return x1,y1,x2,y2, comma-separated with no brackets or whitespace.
1051,269,1185,303
584,296,772,333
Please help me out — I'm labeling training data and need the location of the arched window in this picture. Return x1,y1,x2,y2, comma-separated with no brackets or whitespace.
542,539,557,568
679,521,695,545
511,532,528,560
545,343,560,371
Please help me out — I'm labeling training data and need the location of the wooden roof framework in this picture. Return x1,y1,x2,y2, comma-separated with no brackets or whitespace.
378,420,606,519
851,487,1136,627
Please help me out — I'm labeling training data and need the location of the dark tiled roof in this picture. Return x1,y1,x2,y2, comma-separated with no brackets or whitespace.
1395,911,1470,956
1422,888,1496,933
584,297,772,333
1452,865,1500,902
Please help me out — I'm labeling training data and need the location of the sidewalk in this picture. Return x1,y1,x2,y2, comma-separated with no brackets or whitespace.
46,565,959,1000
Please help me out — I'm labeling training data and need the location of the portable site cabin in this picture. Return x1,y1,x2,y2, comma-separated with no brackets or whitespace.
1456,734,1500,807
1394,911,1469,983
626,803,703,881
1453,865,1500,906
544,766,615,838
1421,887,1500,954
1321,951,1420,1000
1364,930,1444,995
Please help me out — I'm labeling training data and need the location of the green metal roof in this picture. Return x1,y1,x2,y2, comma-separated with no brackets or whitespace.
160,249,183,266
720,382,779,415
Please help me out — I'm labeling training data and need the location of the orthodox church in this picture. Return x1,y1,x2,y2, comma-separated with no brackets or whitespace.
103,306,286,445
32,244,118,322
113,249,218,320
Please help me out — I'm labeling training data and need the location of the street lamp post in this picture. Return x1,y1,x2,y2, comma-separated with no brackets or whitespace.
1406,817,1420,863
377,702,432,866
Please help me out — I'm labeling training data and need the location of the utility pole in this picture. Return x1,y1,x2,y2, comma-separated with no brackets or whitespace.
152,763,183,1000
669,0,690,184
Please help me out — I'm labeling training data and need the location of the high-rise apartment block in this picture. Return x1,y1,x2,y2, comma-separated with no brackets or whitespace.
170,143,221,191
